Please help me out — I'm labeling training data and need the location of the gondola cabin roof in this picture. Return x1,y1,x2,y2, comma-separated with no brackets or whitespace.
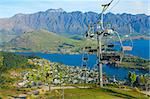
122,46,132,51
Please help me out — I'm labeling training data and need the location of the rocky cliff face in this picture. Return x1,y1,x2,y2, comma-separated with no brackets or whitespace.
0,8,149,37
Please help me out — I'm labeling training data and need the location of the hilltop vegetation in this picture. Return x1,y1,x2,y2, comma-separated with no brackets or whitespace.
0,52,34,90
0,52,31,98
4,29,97,53
119,55,150,71
0,52,28,73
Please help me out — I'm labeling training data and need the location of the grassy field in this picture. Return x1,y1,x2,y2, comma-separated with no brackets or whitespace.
0,86,148,99
31,87,148,99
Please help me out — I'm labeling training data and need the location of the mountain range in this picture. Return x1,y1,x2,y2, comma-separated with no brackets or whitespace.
0,8,150,43
0,8,150,52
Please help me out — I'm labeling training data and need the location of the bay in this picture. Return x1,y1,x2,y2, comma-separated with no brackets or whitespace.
15,39,149,80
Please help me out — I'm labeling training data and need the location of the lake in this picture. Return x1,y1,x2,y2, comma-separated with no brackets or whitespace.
126,39,149,59
15,39,149,80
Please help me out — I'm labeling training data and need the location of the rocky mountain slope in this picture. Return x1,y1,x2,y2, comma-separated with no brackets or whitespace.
0,8,149,43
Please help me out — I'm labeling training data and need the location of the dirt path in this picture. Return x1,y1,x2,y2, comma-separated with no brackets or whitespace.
42,85,89,91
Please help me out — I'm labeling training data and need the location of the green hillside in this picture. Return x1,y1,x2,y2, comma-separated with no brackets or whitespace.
4,29,96,53
0,52,29,90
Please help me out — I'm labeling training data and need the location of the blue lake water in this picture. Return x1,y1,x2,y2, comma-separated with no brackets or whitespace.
15,39,149,80
127,39,149,59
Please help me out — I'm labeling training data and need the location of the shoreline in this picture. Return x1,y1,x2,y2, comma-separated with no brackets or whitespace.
116,62,149,72
131,36,150,40
122,35,150,41
13,52,149,72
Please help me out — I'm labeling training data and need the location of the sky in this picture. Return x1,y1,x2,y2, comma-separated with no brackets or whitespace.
0,0,149,18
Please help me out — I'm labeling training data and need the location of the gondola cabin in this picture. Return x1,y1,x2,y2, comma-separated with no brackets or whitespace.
122,46,132,51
